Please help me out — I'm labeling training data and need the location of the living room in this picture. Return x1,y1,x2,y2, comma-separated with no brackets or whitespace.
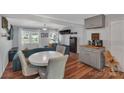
1,0,124,93
0,14,84,79
0,14,124,79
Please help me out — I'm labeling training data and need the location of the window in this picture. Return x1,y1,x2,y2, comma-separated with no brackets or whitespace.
49,32,58,43
21,31,39,44
21,31,30,44
31,32,39,43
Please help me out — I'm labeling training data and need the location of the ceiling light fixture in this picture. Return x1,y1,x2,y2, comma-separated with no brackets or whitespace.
42,24,48,31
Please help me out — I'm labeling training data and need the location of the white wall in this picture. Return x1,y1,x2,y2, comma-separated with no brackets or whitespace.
0,37,12,77
0,16,12,77
84,15,111,50
12,26,19,48
110,20,124,72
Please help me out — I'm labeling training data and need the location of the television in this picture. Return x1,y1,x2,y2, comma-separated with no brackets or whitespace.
84,14,105,29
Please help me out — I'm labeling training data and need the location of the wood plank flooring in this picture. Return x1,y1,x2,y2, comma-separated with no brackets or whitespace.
2,53,124,79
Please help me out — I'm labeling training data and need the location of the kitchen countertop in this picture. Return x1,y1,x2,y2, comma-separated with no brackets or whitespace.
80,45,105,49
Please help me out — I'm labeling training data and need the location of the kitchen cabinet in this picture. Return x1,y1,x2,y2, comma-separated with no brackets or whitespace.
79,46,105,69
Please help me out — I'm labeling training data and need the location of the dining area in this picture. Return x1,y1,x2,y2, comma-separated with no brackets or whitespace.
13,44,69,79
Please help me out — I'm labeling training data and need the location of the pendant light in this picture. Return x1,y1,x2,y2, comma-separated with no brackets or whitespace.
42,24,48,31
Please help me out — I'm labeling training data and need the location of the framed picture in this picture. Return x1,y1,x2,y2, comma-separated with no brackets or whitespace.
2,16,8,30
91,33,100,40
41,33,48,38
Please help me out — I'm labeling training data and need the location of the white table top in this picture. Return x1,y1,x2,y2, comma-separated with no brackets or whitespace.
28,51,63,66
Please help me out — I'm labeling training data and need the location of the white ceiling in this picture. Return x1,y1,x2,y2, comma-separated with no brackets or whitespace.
7,17,65,30
1,14,97,29
41,14,97,25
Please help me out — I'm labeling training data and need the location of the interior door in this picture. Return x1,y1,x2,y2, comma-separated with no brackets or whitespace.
110,21,124,72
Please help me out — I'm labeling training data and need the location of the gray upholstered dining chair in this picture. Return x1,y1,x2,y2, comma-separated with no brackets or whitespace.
39,55,68,79
56,45,66,54
18,51,38,76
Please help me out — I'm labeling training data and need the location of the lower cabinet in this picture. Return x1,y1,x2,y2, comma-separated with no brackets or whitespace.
79,46,105,70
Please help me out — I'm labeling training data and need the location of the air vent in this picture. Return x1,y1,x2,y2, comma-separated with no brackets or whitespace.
85,14,105,29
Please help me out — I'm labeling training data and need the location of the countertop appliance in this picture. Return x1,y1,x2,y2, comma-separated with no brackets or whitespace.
88,40,103,47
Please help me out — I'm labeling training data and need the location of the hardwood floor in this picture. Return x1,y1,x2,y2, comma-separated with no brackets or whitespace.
2,53,124,79
2,61,38,79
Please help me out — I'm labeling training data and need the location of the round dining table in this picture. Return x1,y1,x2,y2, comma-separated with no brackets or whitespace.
28,51,63,66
